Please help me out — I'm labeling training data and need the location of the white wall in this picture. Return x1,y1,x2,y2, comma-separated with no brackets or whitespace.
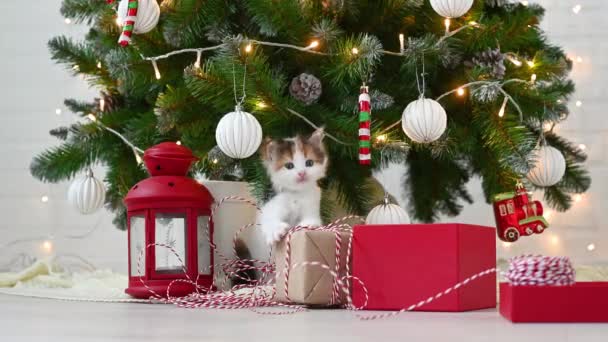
0,0,605,273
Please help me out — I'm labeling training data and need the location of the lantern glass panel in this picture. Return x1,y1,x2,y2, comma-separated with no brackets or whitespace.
129,215,146,277
197,216,211,275
154,213,187,273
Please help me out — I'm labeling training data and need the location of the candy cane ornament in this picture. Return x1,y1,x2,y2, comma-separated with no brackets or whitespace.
117,0,138,47
358,86,372,165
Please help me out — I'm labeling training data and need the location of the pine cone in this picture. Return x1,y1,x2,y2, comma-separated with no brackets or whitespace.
469,48,506,79
289,73,322,105
486,0,510,7
471,83,502,103
94,91,121,113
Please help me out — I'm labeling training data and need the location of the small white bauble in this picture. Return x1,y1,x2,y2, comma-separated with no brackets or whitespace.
67,169,106,215
366,199,411,225
430,0,474,18
402,97,447,143
117,0,160,34
527,145,566,187
215,106,263,159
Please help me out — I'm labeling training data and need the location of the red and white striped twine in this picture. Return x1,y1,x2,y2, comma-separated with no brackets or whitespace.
138,197,575,320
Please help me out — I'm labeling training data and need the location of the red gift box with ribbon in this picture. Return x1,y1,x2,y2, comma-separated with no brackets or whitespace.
352,223,496,312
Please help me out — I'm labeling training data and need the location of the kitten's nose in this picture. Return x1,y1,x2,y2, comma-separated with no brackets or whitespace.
297,171,307,179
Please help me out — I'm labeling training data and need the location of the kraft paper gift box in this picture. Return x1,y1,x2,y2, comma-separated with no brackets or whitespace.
352,223,496,312
274,229,351,306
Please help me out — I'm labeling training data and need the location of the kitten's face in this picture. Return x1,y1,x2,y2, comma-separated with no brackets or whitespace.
261,129,327,192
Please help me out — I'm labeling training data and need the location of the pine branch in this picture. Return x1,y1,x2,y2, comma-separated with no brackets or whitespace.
61,0,111,24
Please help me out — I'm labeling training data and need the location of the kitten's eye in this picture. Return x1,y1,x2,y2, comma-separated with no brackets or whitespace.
305,159,314,167
284,162,295,170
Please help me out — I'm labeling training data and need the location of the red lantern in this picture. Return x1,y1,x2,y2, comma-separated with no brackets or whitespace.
125,142,214,298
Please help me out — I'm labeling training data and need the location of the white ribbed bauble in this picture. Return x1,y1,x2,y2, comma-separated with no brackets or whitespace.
67,169,106,215
527,145,566,187
117,0,160,34
430,0,474,18
215,106,263,159
402,97,447,143
366,199,411,225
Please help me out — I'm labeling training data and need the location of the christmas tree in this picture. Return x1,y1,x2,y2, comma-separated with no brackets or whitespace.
32,0,590,229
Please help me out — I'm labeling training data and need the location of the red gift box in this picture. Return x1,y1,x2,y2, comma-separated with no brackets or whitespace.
352,223,496,311
500,282,608,322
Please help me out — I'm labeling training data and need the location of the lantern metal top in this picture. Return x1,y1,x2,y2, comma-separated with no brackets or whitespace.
125,142,212,210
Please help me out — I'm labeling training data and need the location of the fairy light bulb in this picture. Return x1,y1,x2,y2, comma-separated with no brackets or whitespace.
469,21,478,27
399,34,405,53
245,43,253,53
572,4,582,14
41,195,49,203
574,194,583,203
152,59,161,80
351,47,359,55
508,57,522,67
212,158,219,164
87,113,97,122
576,56,583,63
527,60,535,68
376,134,387,143
545,209,553,221
575,100,582,107
456,88,465,96
176,140,182,146
64,18,72,24
502,242,511,248
99,98,106,112
134,152,143,165
194,50,202,69
42,240,53,253
97,61,102,69
498,97,508,118
257,101,267,109
308,40,319,49
550,234,559,246
72,64,80,71
521,1,529,6
578,143,587,151
587,243,596,252
444,19,451,33
55,108,62,115
530,73,537,83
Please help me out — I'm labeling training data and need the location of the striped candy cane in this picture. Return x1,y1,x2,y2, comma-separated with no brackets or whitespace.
117,0,139,47
358,86,371,165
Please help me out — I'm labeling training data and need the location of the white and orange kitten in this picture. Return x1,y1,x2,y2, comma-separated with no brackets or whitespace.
259,128,328,245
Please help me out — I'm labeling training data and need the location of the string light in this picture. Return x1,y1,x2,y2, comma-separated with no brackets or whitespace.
550,234,559,246
399,34,405,54
587,243,596,252
574,194,583,203
72,64,80,71
526,60,535,68
116,17,123,26
498,97,508,118
576,56,583,63
307,40,319,49
194,50,202,69
256,101,268,109
55,108,62,115
520,1,529,6
469,21,478,27
508,57,523,67
578,143,587,151
456,87,465,96
87,113,97,122
42,240,53,253
212,158,219,164
151,59,161,80
444,19,451,33
545,209,553,221
575,100,582,107
99,98,106,112
376,134,387,143
572,4,582,14
134,152,143,165
351,47,359,55
41,195,49,203
502,242,511,248
64,18,72,25
97,61,102,69
176,141,182,146
245,43,253,53
530,73,537,83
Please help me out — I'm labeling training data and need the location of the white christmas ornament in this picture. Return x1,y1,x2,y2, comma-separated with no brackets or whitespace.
366,198,411,225
430,0,474,18
117,0,160,34
402,97,447,143
215,106,263,159
68,169,106,215
527,145,566,187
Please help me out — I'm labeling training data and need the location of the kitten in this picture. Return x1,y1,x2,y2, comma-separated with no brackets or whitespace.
259,128,328,245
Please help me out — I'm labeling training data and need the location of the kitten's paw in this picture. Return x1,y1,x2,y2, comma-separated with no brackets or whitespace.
263,222,292,245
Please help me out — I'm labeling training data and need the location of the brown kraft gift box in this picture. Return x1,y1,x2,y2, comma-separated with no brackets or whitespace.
274,229,351,306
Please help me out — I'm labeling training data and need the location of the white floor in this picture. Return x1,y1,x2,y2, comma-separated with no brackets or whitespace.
1,295,607,341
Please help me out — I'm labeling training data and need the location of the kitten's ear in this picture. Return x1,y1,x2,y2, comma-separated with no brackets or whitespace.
260,137,275,161
309,127,325,146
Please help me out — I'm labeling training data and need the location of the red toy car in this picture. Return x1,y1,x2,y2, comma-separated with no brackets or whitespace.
492,183,548,242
